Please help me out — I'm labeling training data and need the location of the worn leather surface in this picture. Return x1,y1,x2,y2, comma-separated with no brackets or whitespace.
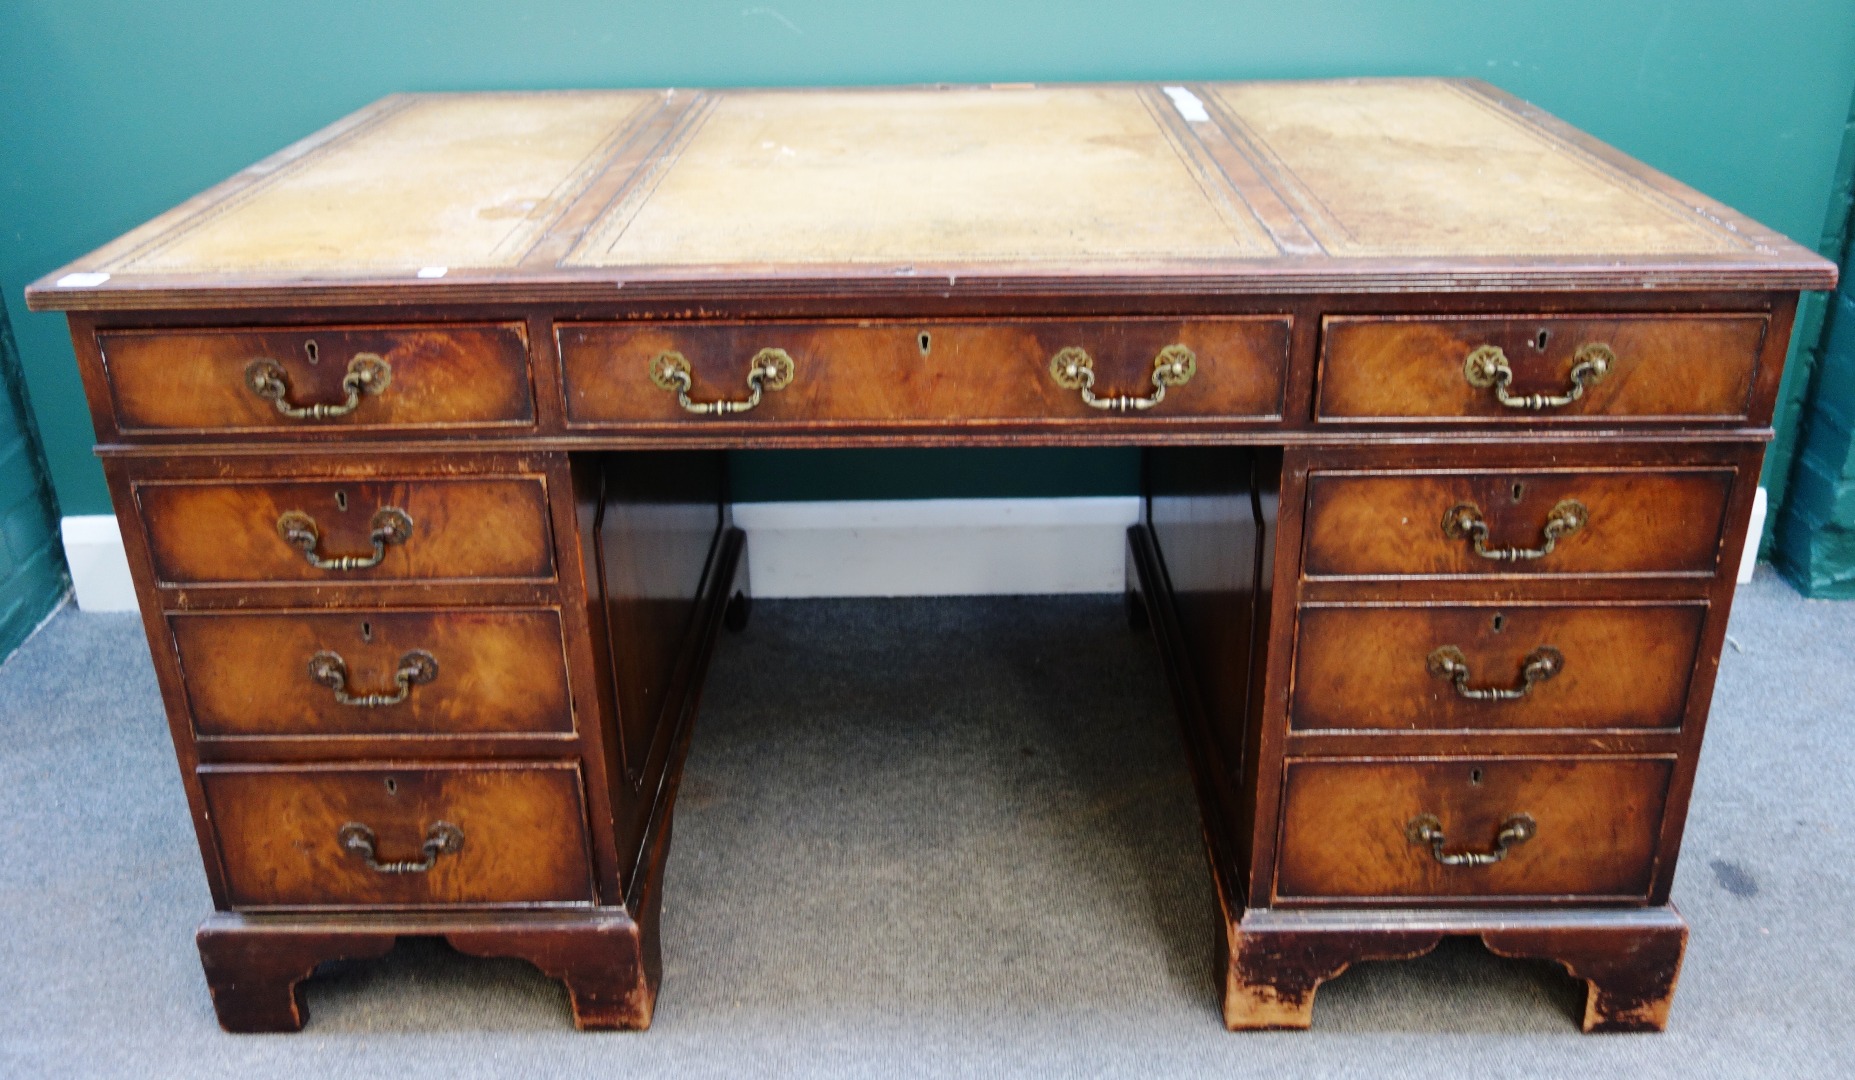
115,92,652,273
1213,81,1738,257
570,86,1271,267
72,80,1766,279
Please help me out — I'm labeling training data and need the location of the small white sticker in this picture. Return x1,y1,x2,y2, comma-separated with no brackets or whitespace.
56,272,111,288
416,266,447,278
1163,86,1209,123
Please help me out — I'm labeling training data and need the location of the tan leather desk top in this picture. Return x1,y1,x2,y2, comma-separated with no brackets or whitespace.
28,79,1834,311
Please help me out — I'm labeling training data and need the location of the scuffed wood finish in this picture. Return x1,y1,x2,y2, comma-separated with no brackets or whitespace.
197,908,658,1033
98,323,534,435
199,762,595,909
1273,756,1673,901
588,453,722,786
136,475,555,586
1317,314,1769,423
1302,467,1734,578
31,81,1833,1035
169,607,573,739
1218,907,1687,1032
559,318,1290,428
1291,602,1706,732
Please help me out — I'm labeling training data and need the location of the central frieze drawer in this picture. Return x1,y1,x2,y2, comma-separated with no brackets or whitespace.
200,762,596,910
1317,313,1768,422
170,608,574,739
1292,602,1707,732
557,318,1291,425
134,475,555,586
1274,757,1673,903
1302,467,1735,578
97,323,535,434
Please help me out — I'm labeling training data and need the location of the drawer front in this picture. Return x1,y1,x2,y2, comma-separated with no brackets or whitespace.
136,476,555,586
1318,314,1768,421
200,763,595,909
1302,467,1734,578
171,608,573,739
98,323,534,434
1275,757,1673,902
558,318,1290,426
1292,603,1706,732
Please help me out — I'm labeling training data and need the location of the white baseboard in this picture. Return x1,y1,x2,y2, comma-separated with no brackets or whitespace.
59,498,1141,609
732,497,1141,598
61,515,138,612
1738,487,1767,585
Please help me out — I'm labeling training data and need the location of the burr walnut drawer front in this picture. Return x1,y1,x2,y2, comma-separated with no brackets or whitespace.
169,608,573,740
1317,313,1769,422
557,318,1291,426
1274,757,1674,903
133,475,555,586
96,323,534,434
1302,467,1735,578
199,762,595,910
1291,602,1707,732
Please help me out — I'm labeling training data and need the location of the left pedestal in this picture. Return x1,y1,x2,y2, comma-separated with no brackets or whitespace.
100,440,741,1033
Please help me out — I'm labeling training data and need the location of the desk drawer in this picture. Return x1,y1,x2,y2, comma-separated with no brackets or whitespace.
171,608,573,739
1318,314,1767,422
200,762,595,910
1275,757,1672,902
135,475,555,586
558,318,1290,426
1291,603,1706,732
98,323,534,434
1302,467,1734,578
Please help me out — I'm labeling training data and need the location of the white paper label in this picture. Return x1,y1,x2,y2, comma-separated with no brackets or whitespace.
416,266,448,278
1163,86,1209,123
56,272,111,288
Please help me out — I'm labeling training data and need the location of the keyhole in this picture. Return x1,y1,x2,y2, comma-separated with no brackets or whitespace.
1533,329,1550,351
1511,482,1525,502
384,777,398,795
1492,612,1506,633
334,490,348,511
360,620,373,643
1469,768,1484,785
917,331,932,355
305,339,320,365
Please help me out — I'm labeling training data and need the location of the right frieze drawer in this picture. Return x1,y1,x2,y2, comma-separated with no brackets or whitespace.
1317,313,1768,422
1301,467,1734,578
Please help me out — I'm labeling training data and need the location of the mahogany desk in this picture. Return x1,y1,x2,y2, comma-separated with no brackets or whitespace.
27,80,1836,1034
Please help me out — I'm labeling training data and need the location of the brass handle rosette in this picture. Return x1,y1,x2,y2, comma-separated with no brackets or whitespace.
1049,344,1196,412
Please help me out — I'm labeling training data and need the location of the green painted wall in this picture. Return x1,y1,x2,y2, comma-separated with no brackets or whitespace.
1773,83,1855,594
5,2,1854,514
0,304,68,658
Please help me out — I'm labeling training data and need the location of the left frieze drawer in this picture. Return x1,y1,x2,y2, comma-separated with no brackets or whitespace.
97,323,535,434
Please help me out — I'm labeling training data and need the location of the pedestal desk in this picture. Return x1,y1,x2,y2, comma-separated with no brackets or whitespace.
27,79,1836,1034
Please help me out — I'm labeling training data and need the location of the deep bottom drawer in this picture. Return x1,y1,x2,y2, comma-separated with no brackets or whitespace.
200,762,595,910
1275,756,1673,903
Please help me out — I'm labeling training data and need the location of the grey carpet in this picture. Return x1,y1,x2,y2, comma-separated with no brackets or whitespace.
0,569,1850,1078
